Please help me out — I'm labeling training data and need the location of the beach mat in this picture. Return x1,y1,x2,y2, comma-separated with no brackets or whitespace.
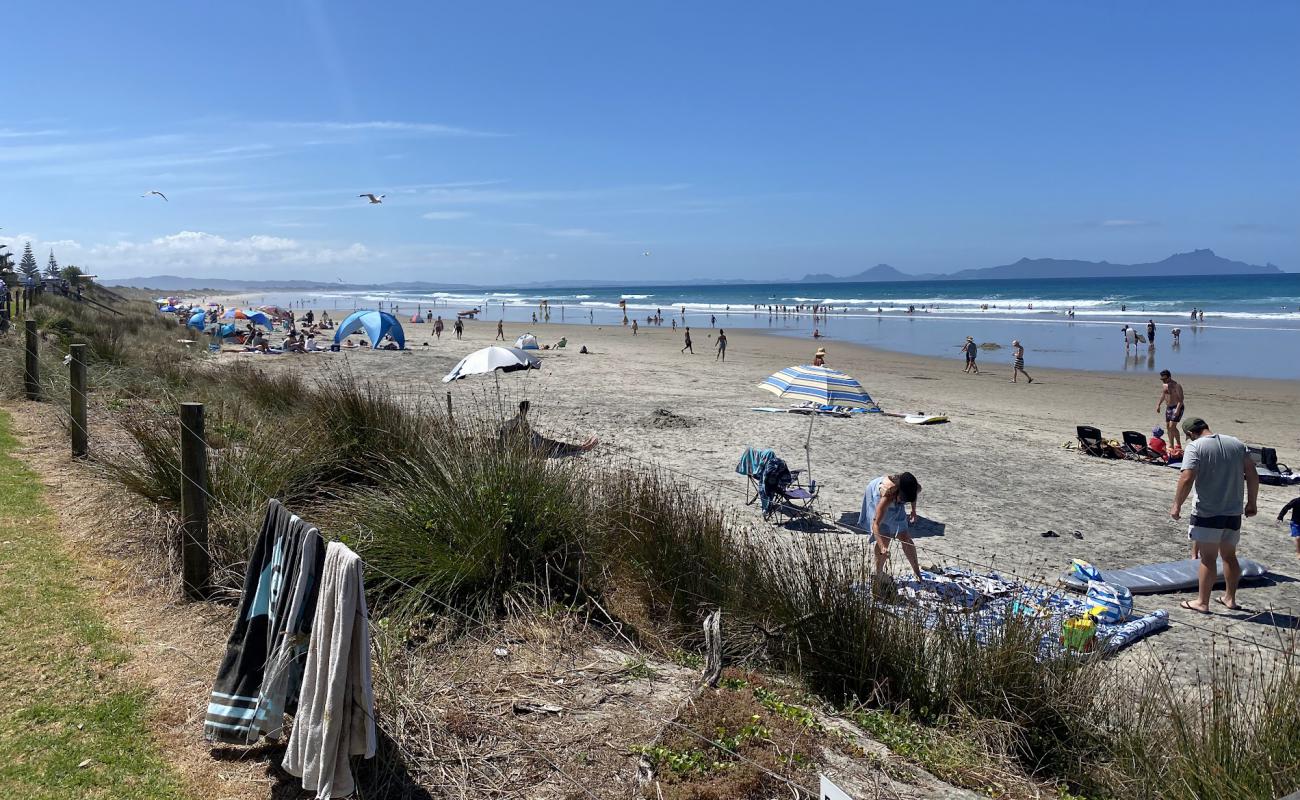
1060,558,1270,594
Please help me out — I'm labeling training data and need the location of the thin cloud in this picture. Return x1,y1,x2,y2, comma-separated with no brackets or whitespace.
275,120,504,137
0,128,67,138
1098,219,1157,228
421,211,473,220
544,227,607,239
1229,222,1289,234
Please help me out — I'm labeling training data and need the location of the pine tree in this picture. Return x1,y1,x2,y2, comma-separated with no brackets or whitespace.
18,242,38,280
45,249,60,278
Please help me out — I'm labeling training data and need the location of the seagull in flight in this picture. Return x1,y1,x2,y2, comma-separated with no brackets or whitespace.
642,250,652,257
142,190,168,201
359,193,385,204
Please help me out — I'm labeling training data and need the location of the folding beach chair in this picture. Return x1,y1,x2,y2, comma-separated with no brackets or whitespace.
736,447,818,521
1121,430,1163,461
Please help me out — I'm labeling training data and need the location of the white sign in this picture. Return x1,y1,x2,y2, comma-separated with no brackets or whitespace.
819,773,853,800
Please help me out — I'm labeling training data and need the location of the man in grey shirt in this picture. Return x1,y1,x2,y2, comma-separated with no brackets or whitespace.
1170,417,1259,613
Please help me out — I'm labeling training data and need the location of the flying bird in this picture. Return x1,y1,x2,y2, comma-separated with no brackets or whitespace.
642,251,652,257
359,193,385,204
142,190,168,201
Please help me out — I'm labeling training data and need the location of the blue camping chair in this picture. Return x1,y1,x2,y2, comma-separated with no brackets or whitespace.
736,447,818,521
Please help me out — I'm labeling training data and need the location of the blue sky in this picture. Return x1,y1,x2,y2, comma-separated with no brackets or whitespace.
1,1,1296,283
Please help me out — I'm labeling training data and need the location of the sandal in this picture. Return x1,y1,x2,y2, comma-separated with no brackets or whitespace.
1214,597,1244,611
1180,600,1210,615
1040,530,1059,538
1072,530,1083,540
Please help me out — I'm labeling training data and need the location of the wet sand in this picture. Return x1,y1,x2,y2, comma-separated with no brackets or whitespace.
232,316,1300,670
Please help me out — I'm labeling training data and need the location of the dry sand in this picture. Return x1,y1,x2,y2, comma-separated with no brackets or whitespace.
240,316,1300,671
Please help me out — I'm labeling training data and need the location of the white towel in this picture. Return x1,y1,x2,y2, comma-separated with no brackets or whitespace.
282,542,376,798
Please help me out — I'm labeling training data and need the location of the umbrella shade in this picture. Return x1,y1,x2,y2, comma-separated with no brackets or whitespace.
759,364,875,408
442,346,540,383
257,305,290,319
222,308,273,327
159,305,180,313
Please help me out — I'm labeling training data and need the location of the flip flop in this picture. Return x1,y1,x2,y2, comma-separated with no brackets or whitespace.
1072,530,1083,539
1040,530,1059,538
1180,600,1210,615
1214,597,1244,611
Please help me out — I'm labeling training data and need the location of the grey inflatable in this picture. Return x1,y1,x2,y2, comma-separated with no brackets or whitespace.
1060,558,1270,594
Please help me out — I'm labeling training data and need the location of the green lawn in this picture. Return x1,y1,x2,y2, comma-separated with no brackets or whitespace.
0,409,186,799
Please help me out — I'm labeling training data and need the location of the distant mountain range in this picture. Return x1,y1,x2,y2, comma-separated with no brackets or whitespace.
799,249,1284,283
104,249,1287,292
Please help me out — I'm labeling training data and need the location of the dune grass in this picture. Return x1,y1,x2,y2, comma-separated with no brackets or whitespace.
0,409,186,800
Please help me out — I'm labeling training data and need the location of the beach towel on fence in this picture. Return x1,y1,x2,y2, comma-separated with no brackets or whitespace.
248,516,325,742
282,541,376,799
204,500,293,742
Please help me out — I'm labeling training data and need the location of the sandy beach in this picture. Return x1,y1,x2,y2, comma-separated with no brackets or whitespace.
236,314,1300,668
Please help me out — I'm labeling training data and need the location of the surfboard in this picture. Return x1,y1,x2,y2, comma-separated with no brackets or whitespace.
904,413,948,425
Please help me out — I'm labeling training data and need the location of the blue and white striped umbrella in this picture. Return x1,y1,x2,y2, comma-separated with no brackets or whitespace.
759,364,875,408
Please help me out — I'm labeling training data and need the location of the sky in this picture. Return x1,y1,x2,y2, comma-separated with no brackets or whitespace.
1,1,1297,284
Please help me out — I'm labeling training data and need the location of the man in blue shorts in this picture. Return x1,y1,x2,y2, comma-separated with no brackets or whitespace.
1170,417,1259,613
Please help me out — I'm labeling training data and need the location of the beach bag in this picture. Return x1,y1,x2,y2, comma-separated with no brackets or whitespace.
1086,580,1133,624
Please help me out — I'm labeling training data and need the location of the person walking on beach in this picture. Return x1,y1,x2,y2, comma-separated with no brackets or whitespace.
495,320,505,341
681,327,693,354
453,318,463,339
631,319,639,336
434,316,444,339
1157,370,1186,449
1171,417,1259,613
1010,340,1032,383
962,336,979,374
1123,325,1137,354
1278,495,1300,558
858,472,924,581
715,329,727,361
1146,319,1156,345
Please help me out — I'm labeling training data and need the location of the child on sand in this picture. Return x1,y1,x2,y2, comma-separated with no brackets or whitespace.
858,472,923,580
1280,496,1300,558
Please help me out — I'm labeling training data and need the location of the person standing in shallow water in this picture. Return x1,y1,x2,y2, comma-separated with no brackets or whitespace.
1010,340,1033,383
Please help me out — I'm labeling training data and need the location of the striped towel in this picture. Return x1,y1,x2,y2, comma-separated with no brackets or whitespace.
735,447,774,477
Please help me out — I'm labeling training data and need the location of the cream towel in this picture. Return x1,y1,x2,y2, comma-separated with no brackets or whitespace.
282,541,376,798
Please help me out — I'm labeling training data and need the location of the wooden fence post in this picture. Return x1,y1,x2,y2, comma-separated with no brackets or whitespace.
70,343,88,457
24,319,39,400
179,402,210,599
446,390,453,420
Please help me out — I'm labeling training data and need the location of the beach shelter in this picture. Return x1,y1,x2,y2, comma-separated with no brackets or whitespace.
758,364,877,482
187,310,207,330
442,346,540,382
222,308,274,327
514,332,540,350
217,323,239,339
334,309,405,350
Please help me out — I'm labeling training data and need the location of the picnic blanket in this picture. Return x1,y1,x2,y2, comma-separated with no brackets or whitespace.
883,567,1169,659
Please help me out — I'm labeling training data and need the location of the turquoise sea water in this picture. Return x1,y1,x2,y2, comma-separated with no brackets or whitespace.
230,273,1300,379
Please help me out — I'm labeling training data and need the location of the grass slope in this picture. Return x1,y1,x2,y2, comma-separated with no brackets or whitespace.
0,409,185,800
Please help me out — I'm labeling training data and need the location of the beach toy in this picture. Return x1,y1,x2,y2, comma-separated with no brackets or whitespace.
1061,616,1097,652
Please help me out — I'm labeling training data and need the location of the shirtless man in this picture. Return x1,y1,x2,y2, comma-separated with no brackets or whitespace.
1157,370,1186,449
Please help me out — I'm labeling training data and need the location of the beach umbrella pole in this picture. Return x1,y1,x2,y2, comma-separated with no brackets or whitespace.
804,412,814,486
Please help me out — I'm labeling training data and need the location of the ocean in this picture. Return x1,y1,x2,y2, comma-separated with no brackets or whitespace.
226,273,1300,380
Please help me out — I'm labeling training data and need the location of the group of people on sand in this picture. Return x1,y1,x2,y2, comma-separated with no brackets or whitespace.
960,336,1032,383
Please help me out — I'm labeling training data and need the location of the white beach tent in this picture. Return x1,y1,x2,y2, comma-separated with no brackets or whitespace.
514,332,540,350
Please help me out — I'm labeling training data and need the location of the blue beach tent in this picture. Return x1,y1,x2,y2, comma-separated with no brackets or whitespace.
334,309,406,350
187,310,207,330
